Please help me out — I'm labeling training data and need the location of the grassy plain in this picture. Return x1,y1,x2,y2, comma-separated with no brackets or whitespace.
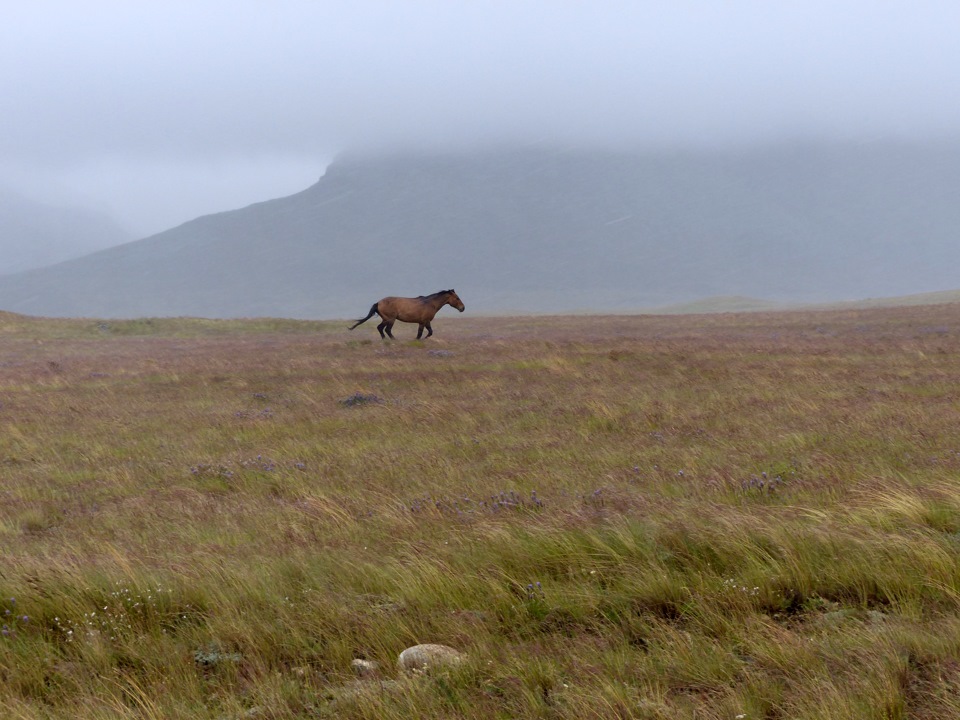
3,306,960,718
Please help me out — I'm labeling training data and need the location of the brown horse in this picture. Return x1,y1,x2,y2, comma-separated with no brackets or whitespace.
349,289,465,339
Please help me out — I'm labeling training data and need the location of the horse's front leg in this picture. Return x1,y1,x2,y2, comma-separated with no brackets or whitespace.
416,323,426,339
425,322,433,338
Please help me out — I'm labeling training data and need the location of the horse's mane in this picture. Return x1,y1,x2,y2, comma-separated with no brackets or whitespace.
418,289,454,301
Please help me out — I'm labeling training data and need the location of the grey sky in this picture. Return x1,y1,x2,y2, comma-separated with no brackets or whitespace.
2,1,959,236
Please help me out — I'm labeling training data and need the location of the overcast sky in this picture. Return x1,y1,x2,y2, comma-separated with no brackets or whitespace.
2,1,959,236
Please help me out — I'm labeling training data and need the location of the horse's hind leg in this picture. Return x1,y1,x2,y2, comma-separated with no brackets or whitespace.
377,321,387,339
385,321,396,339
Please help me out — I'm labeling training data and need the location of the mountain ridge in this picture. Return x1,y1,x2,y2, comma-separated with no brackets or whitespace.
0,143,958,319
0,189,133,276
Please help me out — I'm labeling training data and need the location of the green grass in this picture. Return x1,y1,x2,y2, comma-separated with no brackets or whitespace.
3,306,960,717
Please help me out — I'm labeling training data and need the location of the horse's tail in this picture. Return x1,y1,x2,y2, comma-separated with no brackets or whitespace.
349,303,378,330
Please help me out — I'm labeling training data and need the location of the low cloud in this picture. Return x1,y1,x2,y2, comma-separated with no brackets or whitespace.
2,1,959,232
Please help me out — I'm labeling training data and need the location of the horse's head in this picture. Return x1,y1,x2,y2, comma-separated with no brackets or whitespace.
446,289,465,312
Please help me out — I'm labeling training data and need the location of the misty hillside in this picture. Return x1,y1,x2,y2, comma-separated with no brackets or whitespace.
0,189,133,276
0,143,958,319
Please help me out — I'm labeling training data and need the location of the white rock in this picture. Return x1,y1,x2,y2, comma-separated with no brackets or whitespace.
397,644,465,673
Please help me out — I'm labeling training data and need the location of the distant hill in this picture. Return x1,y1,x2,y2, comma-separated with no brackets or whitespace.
652,296,792,314
652,290,960,315
0,142,959,319
0,189,133,276
809,288,960,311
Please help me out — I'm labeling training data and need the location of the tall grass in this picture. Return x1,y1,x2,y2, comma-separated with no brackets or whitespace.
3,306,960,717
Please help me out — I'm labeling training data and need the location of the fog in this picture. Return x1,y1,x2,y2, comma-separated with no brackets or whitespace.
2,1,959,236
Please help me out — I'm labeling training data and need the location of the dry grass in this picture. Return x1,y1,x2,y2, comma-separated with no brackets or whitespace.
3,305,960,717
